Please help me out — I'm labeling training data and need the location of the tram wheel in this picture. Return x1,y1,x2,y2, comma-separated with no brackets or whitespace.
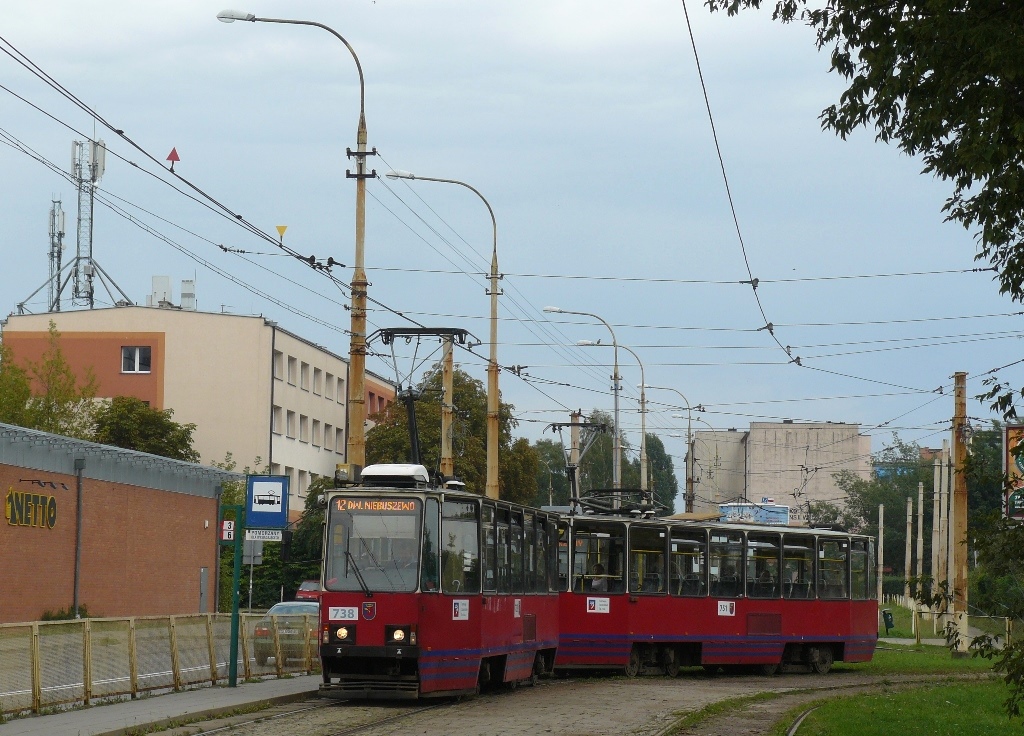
662,648,680,678
810,646,834,675
529,653,543,686
758,663,780,676
702,665,720,677
624,647,641,678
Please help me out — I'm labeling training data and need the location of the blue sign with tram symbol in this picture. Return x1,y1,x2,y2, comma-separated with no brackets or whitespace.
246,475,290,529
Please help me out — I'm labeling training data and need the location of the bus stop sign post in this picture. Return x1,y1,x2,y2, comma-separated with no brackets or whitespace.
219,504,245,686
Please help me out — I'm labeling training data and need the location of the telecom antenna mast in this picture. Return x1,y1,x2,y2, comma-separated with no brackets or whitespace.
72,139,104,307
15,140,134,315
47,198,66,312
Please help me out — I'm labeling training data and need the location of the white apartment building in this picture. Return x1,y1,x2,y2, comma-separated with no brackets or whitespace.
3,305,394,516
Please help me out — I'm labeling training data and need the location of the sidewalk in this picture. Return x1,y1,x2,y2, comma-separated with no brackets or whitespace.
879,636,949,646
0,675,321,736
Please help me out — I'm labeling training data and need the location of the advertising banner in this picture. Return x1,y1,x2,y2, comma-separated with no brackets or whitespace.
1004,425,1024,519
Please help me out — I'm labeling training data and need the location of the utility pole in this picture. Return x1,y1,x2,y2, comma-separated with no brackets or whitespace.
952,371,969,653
916,480,925,632
938,440,949,602
439,336,454,478
686,436,695,513
570,410,581,504
931,457,941,632
877,504,885,628
904,496,913,601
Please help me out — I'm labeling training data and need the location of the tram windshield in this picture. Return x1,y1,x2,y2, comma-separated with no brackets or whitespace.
325,497,422,593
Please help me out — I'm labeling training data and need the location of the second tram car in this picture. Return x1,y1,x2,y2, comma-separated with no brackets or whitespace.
318,464,561,699
555,513,877,675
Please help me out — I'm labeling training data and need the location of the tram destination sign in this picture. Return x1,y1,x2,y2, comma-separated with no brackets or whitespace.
333,498,417,513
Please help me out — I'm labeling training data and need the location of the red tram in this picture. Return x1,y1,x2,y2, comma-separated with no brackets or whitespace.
554,513,877,675
318,464,561,700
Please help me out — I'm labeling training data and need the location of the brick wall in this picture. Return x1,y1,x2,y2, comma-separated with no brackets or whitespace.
0,463,218,623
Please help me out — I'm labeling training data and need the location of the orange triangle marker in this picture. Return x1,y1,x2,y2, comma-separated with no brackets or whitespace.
167,147,180,173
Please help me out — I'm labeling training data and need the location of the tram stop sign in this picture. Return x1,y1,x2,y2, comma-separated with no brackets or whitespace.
246,475,289,529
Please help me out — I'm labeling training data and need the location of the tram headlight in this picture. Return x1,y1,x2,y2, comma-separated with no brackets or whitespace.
336,627,349,640
392,629,405,642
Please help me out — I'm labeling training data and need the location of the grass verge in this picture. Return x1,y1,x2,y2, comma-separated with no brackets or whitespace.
835,642,992,675
775,680,1016,736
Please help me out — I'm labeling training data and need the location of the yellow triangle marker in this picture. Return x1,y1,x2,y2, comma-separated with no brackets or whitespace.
275,225,288,240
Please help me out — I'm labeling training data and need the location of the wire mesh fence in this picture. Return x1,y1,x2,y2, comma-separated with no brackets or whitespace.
0,613,319,717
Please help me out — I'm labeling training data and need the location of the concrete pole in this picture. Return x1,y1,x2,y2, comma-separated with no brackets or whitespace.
931,458,940,591
952,371,969,652
877,503,885,628
73,458,86,618
916,480,925,630
570,410,581,504
439,336,454,478
904,496,913,602
938,440,949,595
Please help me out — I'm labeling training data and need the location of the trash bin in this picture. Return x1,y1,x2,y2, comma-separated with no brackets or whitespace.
881,609,894,634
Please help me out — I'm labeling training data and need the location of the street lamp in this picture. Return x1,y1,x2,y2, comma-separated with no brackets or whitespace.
579,341,647,493
217,9,374,471
386,170,500,500
645,385,697,512
545,306,621,490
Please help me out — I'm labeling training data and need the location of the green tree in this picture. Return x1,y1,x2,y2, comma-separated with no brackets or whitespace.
644,433,678,515
93,396,200,462
578,409,627,491
0,341,31,427
22,321,97,439
965,421,1005,525
833,435,933,576
532,438,571,508
366,365,537,502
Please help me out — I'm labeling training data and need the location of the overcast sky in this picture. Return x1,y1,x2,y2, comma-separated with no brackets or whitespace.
2,1,1017,507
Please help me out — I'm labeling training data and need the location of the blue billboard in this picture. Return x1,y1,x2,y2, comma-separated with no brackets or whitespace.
246,475,290,529
719,502,790,526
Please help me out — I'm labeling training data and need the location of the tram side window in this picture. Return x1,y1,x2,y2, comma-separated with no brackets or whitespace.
441,501,480,594
524,514,537,593
782,535,815,599
747,533,781,598
511,512,525,593
421,498,440,592
537,517,552,593
497,508,511,594
818,538,849,599
710,530,744,597
850,539,870,600
670,528,707,596
629,526,667,594
557,522,570,591
482,505,496,592
573,522,626,593
867,539,877,597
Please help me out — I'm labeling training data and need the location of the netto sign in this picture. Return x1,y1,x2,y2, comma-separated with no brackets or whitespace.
5,490,58,529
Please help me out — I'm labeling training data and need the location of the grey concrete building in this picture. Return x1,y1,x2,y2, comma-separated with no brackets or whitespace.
690,421,871,523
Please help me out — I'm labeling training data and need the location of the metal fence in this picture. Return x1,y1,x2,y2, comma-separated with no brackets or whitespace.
0,613,319,716
881,593,1015,644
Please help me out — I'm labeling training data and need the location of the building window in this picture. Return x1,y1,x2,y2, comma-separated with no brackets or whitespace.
287,356,297,385
272,405,283,435
286,410,296,438
298,470,309,499
313,368,322,396
335,428,344,455
121,346,151,374
337,378,346,404
270,463,281,475
312,419,321,447
300,362,310,391
325,373,334,400
300,415,309,443
273,350,283,380
323,423,333,452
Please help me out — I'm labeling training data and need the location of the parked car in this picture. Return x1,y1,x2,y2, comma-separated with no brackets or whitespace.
294,580,323,601
252,601,319,666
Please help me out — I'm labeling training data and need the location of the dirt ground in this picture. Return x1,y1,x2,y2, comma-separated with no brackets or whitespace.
160,669,990,736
